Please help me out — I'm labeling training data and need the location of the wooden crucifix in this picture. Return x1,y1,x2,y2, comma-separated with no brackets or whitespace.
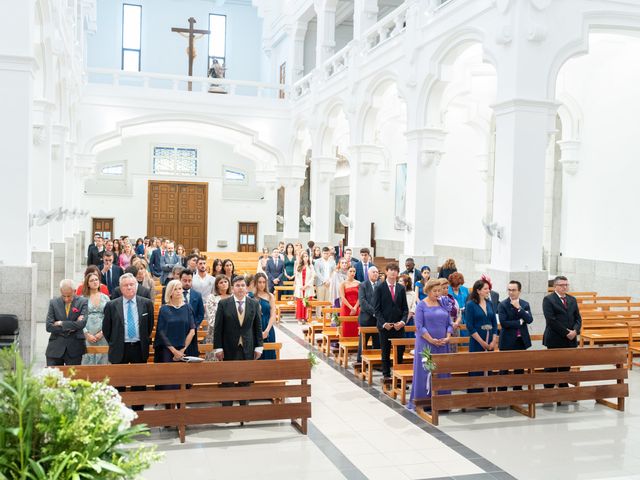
171,17,210,91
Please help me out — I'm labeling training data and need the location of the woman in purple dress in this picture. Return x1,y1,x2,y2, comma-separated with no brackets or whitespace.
408,279,453,410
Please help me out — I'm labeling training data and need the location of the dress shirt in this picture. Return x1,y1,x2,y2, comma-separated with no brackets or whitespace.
214,295,263,354
123,297,140,342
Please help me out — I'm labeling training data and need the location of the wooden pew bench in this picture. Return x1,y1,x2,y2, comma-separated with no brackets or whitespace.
58,359,311,443
414,346,628,426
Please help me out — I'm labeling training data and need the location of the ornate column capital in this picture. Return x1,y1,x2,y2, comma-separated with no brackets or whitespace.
347,144,384,176
405,127,447,168
278,163,307,189
310,156,337,182
557,139,580,175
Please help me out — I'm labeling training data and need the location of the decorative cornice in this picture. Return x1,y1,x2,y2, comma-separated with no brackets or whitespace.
491,98,560,115
0,54,37,74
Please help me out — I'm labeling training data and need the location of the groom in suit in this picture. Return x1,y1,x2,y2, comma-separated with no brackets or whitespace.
542,275,582,388
214,275,264,406
45,279,88,366
374,263,409,383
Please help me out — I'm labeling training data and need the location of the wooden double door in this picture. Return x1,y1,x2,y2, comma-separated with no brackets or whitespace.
147,181,208,251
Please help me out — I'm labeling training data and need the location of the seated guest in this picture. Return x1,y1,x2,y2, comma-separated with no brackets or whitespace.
294,251,315,323
192,256,215,298
154,279,196,365
438,258,457,279
111,265,153,300
87,235,105,267
401,257,421,285
466,279,498,393
45,279,88,366
180,269,205,331
160,241,181,285
76,265,110,296
249,273,277,360
100,251,123,296
118,242,134,269
204,275,231,360
222,258,236,281
81,272,110,365
408,279,453,410
398,274,417,338
414,266,431,301
265,248,284,293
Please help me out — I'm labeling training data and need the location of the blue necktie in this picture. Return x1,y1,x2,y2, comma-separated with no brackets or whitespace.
127,300,137,340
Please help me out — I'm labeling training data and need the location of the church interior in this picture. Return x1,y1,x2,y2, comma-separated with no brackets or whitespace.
2,0,640,478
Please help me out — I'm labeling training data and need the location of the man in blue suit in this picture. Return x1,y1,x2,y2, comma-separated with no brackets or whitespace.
355,248,375,282
160,241,181,285
179,269,205,328
264,248,284,292
149,239,165,278
99,251,123,295
497,280,533,390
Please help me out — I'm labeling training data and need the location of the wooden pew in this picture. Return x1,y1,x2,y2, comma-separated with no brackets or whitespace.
319,308,341,355
336,317,359,368
304,300,332,344
86,342,283,361
388,338,415,403
58,359,311,443
359,326,381,385
414,346,628,426
628,322,640,369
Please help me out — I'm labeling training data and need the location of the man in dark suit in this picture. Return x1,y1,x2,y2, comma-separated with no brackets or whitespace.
357,266,380,364
179,269,205,328
111,265,153,300
45,279,88,366
264,248,284,292
542,275,582,388
334,238,344,260
102,273,155,409
213,275,264,406
497,280,534,390
100,251,123,295
374,263,409,383
400,258,421,285
160,241,181,285
87,235,105,267
355,248,375,282
149,241,164,278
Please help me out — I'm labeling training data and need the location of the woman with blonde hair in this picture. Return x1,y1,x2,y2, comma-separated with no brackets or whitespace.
155,279,196,363
294,250,315,323
438,258,457,279
118,242,135,269
131,257,156,298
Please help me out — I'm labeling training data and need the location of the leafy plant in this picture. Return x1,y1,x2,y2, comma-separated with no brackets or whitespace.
0,348,160,479
330,312,340,327
307,352,319,369
420,346,437,372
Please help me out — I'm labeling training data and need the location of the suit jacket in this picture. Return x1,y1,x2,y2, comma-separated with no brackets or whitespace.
373,282,408,335
160,253,182,284
313,258,336,287
111,283,153,301
149,248,163,278
213,296,263,360
542,293,582,348
87,245,104,267
490,290,500,312
400,269,421,286
497,298,533,350
45,296,88,358
100,265,124,295
334,245,344,259
358,280,378,326
102,296,155,364
356,261,376,282
185,289,205,328
264,257,285,291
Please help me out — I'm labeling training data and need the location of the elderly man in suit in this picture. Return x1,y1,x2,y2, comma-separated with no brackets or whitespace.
100,251,123,296
374,263,409,384
264,247,284,293
45,279,88,366
214,275,264,406
111,265,153,300
160,241,181,285
542,275,582,388
356,265,380,364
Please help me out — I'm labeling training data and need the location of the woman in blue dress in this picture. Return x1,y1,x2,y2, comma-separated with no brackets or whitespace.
465,279,498,393
408,279,453,410
414,266,431,301
249,273,277,360
448,272,469,336
283,243,296,295
154,280,196,364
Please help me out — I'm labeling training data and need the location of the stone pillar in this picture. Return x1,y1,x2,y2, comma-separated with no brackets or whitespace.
402,128,446,266
62,144,76,238
31,99,54,251
346,145,384,250
354,0,378,39
280,165,307,241
49,126,68,243
51,242,66,287
310,156,337,243
74,233,83,272
0,265,37,361
32,250,53,323
314,0,337,67
65,237,76,279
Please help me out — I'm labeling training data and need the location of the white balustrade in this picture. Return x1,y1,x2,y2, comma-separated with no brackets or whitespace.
364,2,409,53
293,71,314,99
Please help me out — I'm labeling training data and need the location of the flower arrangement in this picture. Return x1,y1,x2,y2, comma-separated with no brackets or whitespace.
302,297,311,308
420,346,437,372
307,352,319,369
0,348,160,479
330,312,341,327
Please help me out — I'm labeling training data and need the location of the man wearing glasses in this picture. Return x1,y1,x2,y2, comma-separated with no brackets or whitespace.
542,275,582,388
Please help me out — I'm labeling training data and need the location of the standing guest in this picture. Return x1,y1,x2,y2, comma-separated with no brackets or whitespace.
131,258,156,298
135,238,145,257
265,248,285,293
211,258,224,276
249,273,277,360
183,253,198,272
399,274,417,338
104,239,119,265
45,279,88,366
160,242,181,285
355,248,374,282
222,259,236,281
176,244,186,265
306,241,315,259
81,273,110,365
344,248,360,269
277,241,285,256
330,257,349,308
113,239,122,259
192,256,215,298
339,266,360,317
438,258,457,279
481,273,500,312
111,265,153,300
102,274,155,410
76,265,110,296
408,279,453,410
100,252,123,296
161,265,185,304
180,269,205,331
314,247,336,304
497,280,533,390
374,263,409,384
294,251,315,323
401,258,421,285
204,275,231,359
466,279,498,393
448,272,469,334
87,235,104,267
282,243,296,286
414,266,431,301
87,233,100,262
149,238,166,278
438,278,460,329
312,246,322,261
334,238,345,260
256,247,270,273
357,266,380,363
542,275,581,388
294,242,304,257
154,280,196,364
118,242,135,269
213,276,264,406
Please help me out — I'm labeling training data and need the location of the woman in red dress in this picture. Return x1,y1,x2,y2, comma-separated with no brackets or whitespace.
294,251,315,323
339,266,361,337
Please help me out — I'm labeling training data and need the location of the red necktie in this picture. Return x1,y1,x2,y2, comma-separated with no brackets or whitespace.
561,297,567,308
389,284,395,301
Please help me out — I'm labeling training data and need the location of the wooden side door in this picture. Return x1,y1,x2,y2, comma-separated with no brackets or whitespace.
92,218,114,240
178,183,208,251
238,222,258,252
148,182,179,242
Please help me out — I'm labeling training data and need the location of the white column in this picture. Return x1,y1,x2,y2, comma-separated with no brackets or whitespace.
288,21,308,83
49,126,67,243
63,141,76,238
314,0,337,67
310,156,337,243
31,100,54,251
280,165,307,241
354,0,378,39
346,144,384,249
403,128,446,260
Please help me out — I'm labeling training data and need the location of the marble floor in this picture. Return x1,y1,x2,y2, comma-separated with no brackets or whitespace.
33,316,640,480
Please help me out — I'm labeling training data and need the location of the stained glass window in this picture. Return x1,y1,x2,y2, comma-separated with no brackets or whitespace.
153,146,198,176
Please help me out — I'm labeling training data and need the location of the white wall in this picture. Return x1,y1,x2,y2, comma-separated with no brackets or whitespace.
557,33,640,264
82,134,277,251
88,0,265,81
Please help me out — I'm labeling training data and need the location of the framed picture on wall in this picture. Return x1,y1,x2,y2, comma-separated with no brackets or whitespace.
394,163,407,230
